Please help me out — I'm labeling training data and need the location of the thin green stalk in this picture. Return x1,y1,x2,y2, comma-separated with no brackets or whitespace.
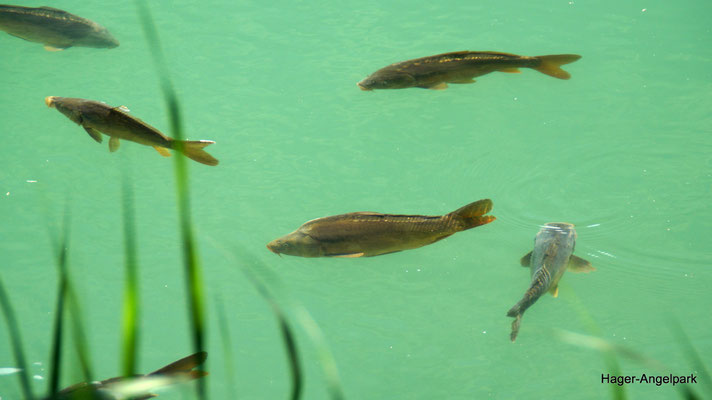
0,275,34,400
215,296,237,398
668,318,712,398
120,176,140,377
134,3,206,398
65,286,93,383
48,213,70,398
240,266,303,400
214,242,345,400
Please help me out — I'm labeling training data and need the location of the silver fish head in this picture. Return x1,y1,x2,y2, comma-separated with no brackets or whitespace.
357,70,415,90
45,96,84,125
266,231,321,257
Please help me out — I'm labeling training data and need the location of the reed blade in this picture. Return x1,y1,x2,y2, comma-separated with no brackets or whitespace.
134,2,206,398
215,296,237,398
120,176,140,377
0,276,34,400
47,212,71,398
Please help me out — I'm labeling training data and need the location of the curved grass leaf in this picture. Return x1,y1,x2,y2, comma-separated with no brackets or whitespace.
215,295,237,398
133,2,206,398
0,276,34,400
48,211,71,398
120,175,140,377
214,242,346,400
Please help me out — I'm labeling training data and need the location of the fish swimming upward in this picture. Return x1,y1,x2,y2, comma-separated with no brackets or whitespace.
46,97,219,166
44,352,207,400
357,51,581,91
0,5,118,51
267,199,495,258
507,223,594,342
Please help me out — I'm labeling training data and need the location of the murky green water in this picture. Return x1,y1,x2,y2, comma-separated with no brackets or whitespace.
1,0,710,399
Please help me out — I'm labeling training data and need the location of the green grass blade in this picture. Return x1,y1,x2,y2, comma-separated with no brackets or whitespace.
65,285,93,383
0,276,34,400
133,2,206,398
217,243,345,400
215,295,237,398
240,265,303,400
668,318,712,398
120,176,140,377
48,213,70,398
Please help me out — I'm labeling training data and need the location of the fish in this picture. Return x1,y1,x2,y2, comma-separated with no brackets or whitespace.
357,51,581,91
267,199,495,258
44,352,207,400
45,96,219,166
506,223,594,342
0,5,119,51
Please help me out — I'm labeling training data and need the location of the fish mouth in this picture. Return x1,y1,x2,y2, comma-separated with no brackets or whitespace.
356,81,372,91
266,243,282,257
44,96,57,107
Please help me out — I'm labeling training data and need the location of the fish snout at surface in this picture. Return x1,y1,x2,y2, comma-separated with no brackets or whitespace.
45,96,58,108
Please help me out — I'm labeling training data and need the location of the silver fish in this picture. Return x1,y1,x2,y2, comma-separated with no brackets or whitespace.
507,223,594,342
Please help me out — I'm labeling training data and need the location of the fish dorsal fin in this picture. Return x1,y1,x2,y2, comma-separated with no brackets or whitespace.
109,137,120,152
328,253,365,258
568,255,595,273
520,251,532,267
549,284,559,297
153,146,171,157
39,6,65,11
83,127,103,143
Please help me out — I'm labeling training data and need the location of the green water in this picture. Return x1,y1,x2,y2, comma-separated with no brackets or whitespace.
1,0,711,399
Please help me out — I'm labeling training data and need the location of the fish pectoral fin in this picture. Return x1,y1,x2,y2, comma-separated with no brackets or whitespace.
328,252,365,258
549,284,559,297
520,251,532,267
153,146,172,157
499,68,521,73
449,77,476,84
109,137,120,152
44,45,67,52
425,82,449,90
83,127,103,143
568,255,595,273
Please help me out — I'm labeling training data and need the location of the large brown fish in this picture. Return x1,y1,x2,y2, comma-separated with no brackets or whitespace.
44,352,207,400
357,51,581,91
46,96,218,166
507,223,594,342
0,5,118,51
267,199,495,258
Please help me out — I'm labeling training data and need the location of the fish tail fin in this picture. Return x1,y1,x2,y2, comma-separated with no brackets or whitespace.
176,140,219,166
149,351,208,381
449,199,495,230
533,54,581,79
510,314,522,342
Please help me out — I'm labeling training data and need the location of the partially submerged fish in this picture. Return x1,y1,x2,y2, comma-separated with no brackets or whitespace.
507,223,594,342
267,199,495,258
0,5,118,51
45,96,218,166
44,352,207,400
357,51,581,91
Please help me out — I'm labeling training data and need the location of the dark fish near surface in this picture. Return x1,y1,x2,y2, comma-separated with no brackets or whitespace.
44,352,207,400
46,97,218,166
507,223,594,342
267,199,495,258
0,5,118,51
357,51,581,91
